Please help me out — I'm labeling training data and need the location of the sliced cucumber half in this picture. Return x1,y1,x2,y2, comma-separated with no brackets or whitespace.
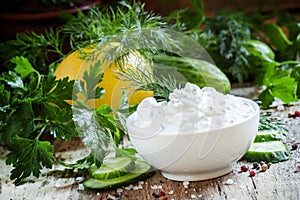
254,130,283,142
243,141,290,163
84,159,154,190
92,157,135,180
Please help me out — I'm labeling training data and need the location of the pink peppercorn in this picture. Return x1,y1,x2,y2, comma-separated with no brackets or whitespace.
241,165,249,172
249,170,256,177
158,191,166,197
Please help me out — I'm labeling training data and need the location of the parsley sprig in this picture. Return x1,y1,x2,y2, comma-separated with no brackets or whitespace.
0,56,76,185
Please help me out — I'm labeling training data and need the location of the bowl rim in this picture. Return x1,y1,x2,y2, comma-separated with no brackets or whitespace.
126,96,260,136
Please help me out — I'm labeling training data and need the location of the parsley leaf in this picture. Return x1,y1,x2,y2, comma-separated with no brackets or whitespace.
72,61,110,163
259,64,298,108
72,102,111,163
11,56,37,79
6,137,54,185
95,104,122,146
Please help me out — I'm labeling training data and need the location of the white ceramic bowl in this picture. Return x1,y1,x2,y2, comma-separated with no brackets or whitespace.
126,97,260,181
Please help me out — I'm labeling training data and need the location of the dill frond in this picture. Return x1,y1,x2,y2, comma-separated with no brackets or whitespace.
115,59,180,101
61,1,167,50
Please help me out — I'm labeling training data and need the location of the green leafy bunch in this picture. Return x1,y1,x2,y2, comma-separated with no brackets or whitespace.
71,60,137,166
196,10,252,83
0,29,64,74
61,0,168,49
0,57,76,185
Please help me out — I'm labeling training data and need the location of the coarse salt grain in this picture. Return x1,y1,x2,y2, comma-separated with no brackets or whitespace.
117,188,123,193
133,186,139,190
225,178,235,185
183,180,189,187
54,179,64,188
151,185,156,189
124,184,133,190
168,190,174,195
75,176,83,182
107,194,117,200
78,184,85,191
138,185,143,189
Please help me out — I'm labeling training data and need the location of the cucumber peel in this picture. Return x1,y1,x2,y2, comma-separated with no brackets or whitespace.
243,141,290,163
84,158,154,190
254,130,283,142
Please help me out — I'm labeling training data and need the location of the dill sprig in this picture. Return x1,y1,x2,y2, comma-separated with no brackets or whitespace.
61,1,167,50
0,29,64,73
115,58,179,101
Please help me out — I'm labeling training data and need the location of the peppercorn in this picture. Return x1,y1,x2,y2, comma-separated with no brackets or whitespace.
152,192,160,198
249,170,256,177
267,162,272,169
261,164,268,172
260,161,265,166
291,143,298,150
158,191,166,197
253,162,259,169
241,165,249,172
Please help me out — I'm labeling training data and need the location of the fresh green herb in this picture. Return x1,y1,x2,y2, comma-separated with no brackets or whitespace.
263,23,292,51
164,0,205,31
0,57,76,185
0,29,64,73
6,137,54,185
258,63,298,108
71,60,134,166
116,63,178,101
198,10,252,83
61,1,167,49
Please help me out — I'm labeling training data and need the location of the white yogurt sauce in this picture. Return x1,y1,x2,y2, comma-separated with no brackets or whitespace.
129,82,255,133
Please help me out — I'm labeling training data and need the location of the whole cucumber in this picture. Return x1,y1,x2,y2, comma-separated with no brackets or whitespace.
152,54,231,94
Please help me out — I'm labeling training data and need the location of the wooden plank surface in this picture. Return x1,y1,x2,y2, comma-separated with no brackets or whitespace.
1,102,300,200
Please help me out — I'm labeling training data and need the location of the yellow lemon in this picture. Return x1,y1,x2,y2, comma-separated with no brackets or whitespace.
54,46,153,109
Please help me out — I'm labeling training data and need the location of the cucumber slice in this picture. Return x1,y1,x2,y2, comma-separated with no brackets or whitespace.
254,130,283,142
243,141,290,163
88,164,98,175
92,157,135,180
83,160,154,190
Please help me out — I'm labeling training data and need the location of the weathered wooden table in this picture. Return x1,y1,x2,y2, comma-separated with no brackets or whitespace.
1,97,300,200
